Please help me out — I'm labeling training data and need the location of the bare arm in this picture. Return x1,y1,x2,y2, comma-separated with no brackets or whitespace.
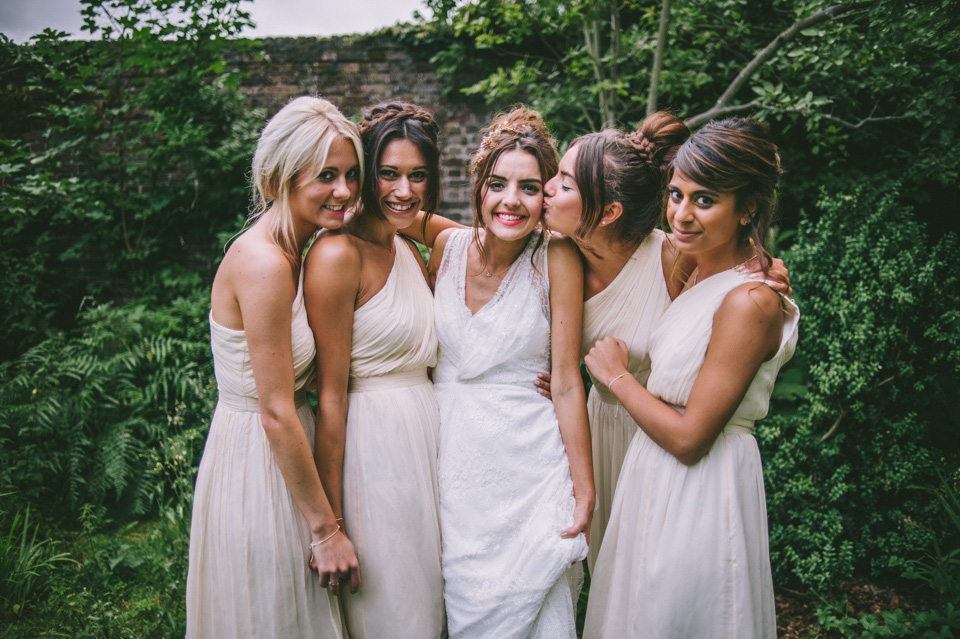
232,246,358,591
402,210,465,248
548,238,595,541
303,234,363,592
585,283,783,466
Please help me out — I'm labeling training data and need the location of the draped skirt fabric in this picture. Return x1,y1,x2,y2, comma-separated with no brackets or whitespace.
583,427,776,639
586,387,638,571
340,373,445,639
186,398,345,639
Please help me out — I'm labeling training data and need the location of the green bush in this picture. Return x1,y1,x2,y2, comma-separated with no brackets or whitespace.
0,293,216,527
0,2,260,360
757,183,960,591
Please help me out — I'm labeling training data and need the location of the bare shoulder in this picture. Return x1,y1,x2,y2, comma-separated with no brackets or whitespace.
548,234,584,272
430,227,458,266
223,231,293,289
719,281,783,325
304,230,361,275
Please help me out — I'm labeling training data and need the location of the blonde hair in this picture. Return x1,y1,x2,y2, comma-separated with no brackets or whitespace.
250,96,363,263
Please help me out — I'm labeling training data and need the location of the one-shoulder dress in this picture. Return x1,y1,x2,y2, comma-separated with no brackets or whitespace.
584,267,799,639
339,236,445,639
186,268,345,639
433,229,587,639
581,229,671,570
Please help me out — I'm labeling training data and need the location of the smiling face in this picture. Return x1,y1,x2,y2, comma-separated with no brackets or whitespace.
289,136,360,234
479,148,544,242
543,144,583,237
666,171,750,261
375,138,429,231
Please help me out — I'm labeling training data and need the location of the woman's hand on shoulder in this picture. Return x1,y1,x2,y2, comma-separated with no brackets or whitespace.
738,254,792,297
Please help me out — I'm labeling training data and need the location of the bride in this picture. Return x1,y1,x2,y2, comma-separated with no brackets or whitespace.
427,106,593,639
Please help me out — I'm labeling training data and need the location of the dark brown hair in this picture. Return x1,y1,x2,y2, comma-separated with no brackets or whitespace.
358,102,441,226
570,112,689,250
469,105,558,264
670,117,783,272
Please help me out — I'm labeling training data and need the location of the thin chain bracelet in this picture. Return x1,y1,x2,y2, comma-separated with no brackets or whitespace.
309,525,341,549
607,372,629,390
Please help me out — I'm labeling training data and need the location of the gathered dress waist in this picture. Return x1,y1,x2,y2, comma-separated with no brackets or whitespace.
349,369,429,392
216,387,308,413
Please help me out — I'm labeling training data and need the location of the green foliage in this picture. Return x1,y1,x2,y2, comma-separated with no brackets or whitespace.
3,518,191,638
815,601,960,638
0,504,72,620
0,0,261,359
0,292,216,526
756,183,960,590
409,0,960,236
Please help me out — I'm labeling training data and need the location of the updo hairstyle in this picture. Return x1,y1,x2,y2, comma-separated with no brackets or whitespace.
358,102,442,224
670,117,783,272
469,106,558,262
251,95,363,263
570,111,689,248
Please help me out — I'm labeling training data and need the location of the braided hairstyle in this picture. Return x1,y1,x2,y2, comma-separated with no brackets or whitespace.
670,117,782,273
251,95,363,264
470,105,558,263
569,111,689,249
357,101,442,225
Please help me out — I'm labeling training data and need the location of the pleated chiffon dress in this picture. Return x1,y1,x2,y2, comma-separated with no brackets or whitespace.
186,268,345,639
584,267,799,639
433,229,587,639
581,229,671,571
339,236,445,639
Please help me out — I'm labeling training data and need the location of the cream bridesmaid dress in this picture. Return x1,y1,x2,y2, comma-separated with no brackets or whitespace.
186,267,345,639
583,268,799,639
581,229,671,570
339,235,445,639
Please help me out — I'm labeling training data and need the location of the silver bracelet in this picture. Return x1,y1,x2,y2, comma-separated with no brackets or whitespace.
607,372,629,390
309,525,341,549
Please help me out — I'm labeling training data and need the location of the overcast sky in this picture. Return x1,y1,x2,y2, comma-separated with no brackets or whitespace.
0,0,430,42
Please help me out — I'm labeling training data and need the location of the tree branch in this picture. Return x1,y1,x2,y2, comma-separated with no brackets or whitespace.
685,101,761,128
647,0,672,116
819,407,845,444
686,2,868,128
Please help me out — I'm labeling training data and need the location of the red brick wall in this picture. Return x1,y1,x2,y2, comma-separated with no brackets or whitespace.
238,35,488,223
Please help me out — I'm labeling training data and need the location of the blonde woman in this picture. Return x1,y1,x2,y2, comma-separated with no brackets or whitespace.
187,96,361,639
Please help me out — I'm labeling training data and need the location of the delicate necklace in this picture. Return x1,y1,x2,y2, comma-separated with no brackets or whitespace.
692,254,755,286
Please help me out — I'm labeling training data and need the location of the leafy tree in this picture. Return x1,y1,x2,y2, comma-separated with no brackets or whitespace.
0,0,261,359
409,0,960,224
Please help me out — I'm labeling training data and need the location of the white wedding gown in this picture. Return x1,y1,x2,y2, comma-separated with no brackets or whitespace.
433,229,587,639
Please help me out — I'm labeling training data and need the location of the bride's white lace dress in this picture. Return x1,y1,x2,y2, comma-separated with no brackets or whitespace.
432,229,587,639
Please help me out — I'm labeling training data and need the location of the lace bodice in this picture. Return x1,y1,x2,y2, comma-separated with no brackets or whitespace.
433,229,550,386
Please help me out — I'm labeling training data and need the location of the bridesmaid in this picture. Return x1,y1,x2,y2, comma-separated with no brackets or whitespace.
413,114,789,573
540,115,689,570
429,106,593,639
187,96,360,639
582,117,798,638
304,102,445,639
